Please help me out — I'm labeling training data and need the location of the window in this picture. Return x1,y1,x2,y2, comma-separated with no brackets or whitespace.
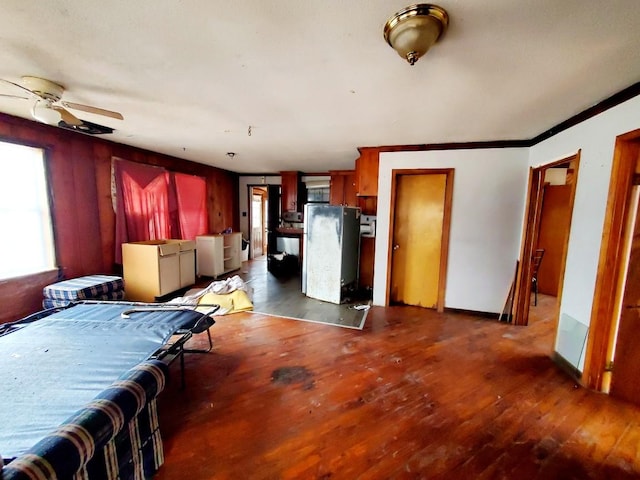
306,186,330,203
0,141,56,279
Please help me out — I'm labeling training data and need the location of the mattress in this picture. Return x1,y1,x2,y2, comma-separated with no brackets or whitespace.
0,303,207,459
42,275,125,301
43,290,126,308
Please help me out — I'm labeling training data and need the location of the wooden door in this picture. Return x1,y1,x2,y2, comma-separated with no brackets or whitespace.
390,173,447,309
610,186,640,404
536,184,572,295
251,193,264,257
513,154,579,327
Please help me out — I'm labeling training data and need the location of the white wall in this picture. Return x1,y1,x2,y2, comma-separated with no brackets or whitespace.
373,148,529,312
236,95,640,373
238,175,281,240
529,94,640,370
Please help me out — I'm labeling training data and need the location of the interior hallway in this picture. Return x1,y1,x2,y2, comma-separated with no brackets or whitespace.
156,265,640,479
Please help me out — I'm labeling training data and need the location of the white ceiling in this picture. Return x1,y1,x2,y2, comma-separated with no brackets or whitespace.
0,1,639,173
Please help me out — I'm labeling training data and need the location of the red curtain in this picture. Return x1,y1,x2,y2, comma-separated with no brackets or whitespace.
114,159,171,263
173,172,208,240
113,159,209,263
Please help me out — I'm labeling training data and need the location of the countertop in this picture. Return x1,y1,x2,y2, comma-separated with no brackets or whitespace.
276,227,303,235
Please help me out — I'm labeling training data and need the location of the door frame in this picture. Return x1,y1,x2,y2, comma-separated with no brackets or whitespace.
512,152,580,327
385,168,454,312
247,185,268,259
582,129,640,391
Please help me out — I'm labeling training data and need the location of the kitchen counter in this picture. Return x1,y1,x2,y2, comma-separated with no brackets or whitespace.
276,227,304,236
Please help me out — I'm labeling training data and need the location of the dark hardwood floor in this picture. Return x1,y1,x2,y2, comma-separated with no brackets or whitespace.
155,269,640,479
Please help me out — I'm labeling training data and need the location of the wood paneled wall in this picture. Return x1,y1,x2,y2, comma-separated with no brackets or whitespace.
0,113,238,323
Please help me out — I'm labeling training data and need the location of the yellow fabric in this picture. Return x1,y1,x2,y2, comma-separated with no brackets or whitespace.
195,290,253,315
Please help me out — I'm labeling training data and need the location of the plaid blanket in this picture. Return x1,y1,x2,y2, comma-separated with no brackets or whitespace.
2,360,168,480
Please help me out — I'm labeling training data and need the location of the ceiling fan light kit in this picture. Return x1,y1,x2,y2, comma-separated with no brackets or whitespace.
0,75,123,132
384,3,449,65
31,100,64,126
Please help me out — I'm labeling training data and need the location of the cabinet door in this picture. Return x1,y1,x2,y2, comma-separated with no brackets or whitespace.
179,250,196,287
122,243,162,302
330,170,356,206
355,149,379,196
196,236,224,277
231,233,242,269
158,254,181,296
344,172,357,206
329,174,346,205
359,237,375,289
281,171,299,212
224,233,242,271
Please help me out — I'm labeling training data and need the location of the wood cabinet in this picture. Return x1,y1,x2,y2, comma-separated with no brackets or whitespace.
122,239,196,302
359,236,376,290
280,171,306,213
329,170,357,206
355,148,380,197
196,233,242,278
353,148,379,291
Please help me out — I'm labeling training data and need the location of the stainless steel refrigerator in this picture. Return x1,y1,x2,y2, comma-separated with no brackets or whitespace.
302,204,361,304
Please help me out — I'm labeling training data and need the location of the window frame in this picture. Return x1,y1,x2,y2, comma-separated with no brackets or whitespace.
0,138,58,280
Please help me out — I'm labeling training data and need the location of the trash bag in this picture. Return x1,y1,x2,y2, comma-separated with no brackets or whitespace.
267,252,299,277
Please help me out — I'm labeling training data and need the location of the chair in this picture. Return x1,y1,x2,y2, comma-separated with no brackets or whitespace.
531,249,545,306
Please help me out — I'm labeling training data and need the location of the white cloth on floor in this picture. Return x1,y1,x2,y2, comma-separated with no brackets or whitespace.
168,275,252,315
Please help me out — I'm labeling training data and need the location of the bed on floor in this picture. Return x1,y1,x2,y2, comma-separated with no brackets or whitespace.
0,301,216,480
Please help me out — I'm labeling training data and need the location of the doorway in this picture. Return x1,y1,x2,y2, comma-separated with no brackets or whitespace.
512,153,580,328
249,186,268,259
535,179,574,297
582,129,640,402
386,169,454,312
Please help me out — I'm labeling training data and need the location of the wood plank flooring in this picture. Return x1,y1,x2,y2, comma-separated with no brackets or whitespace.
155,278,640,479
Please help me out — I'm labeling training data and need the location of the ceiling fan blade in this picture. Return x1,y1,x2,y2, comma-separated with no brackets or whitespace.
0,93,29,100
61,101,123,120
0,78,36,97
51,105,83,126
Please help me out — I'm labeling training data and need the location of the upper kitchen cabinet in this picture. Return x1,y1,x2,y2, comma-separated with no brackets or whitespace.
355,148,380,197
329,170,357,206
280,171,306,213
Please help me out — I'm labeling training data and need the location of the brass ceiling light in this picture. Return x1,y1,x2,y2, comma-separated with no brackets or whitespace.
384,4,449,65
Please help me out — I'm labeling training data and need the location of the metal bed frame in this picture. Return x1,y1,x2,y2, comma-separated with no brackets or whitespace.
0,300,220,388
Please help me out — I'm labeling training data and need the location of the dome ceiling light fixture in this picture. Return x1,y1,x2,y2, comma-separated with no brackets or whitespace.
384,3,449,66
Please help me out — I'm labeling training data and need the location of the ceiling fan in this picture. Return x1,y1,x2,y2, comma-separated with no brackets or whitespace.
0,76,123,128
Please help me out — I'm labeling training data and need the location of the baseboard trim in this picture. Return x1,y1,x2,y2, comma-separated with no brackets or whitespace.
444,307,499,320
551,351,583,383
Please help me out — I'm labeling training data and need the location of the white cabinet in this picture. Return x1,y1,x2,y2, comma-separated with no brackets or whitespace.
122,239,196,301
196,233,242,278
